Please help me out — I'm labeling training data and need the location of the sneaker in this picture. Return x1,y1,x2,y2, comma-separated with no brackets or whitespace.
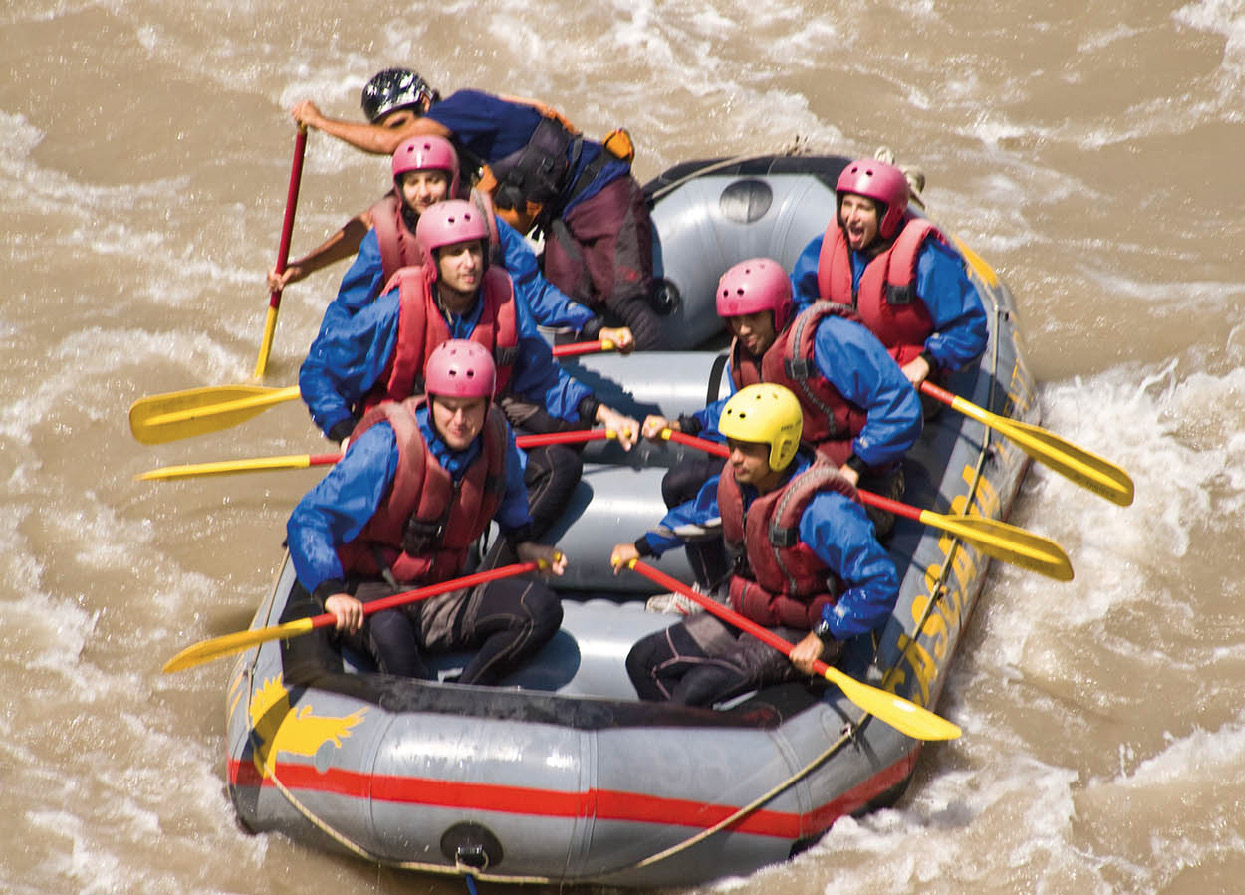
645,583,714,615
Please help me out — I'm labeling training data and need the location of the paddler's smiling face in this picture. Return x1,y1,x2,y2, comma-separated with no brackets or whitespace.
839,193,881,252
399,169,450,216
728,311,777,357
430,395,488,451
435,240,485,309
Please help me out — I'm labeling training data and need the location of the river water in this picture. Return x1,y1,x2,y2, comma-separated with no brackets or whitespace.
3,1,1244,893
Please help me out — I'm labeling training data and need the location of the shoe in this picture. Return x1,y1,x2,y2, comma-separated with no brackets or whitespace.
645,583,716,616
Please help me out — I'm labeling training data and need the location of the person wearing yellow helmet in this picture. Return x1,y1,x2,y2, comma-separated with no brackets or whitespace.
640,257,921,592
611,384,900,708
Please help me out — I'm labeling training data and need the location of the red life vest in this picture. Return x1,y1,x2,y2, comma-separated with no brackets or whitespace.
729,303,868,466
717,455,857,629
362,265,520,414
337,397,508,585
369,193,424,286
816,216,946,367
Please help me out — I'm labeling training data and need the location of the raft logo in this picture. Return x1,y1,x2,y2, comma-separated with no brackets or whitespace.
248,675,367,777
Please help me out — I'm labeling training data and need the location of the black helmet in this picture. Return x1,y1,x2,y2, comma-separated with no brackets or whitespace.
360,68,440,123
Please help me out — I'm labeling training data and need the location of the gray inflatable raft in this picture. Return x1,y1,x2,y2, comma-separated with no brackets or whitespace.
223,156,1041,887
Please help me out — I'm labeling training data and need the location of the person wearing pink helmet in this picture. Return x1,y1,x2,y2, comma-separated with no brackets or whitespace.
290,68,662,349
282,339,567,685
789,158,988,391
300,199,640,538
637,258,920,576
266,134,457,300
269,125,634,351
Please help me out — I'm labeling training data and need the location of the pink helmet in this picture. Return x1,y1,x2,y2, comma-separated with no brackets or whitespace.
392,135,460,198
715,258,794,332
424,339,496,399
836,159,910,240
415,199,490,281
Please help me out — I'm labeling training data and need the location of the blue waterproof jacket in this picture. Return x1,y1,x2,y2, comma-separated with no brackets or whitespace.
287,405,532,596
299,274,595,439
324,219,597,336
789,233,989,372
639,452,899,639
689,314,922,469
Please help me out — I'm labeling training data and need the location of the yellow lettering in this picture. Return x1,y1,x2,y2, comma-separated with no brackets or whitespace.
970,471,1000,518
894,633,937,706
910,591,949,661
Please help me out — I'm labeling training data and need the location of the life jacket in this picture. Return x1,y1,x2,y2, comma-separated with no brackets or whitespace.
336,397,508,585
717,454,856,629
362,265,520,414
729,303,868,466
816,216,946,367
369,192,424,287
471,97,582,234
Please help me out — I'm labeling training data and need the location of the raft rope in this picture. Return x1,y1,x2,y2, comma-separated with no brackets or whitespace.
647,151,799,203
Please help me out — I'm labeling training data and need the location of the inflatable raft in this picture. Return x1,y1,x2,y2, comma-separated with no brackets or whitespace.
223,155,1039,887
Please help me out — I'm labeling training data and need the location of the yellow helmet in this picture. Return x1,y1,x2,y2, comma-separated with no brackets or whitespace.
718,384,803,471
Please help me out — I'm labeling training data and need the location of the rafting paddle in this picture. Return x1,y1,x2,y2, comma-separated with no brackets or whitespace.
132,339,612,445
624,559,961,742
129,385,301,445
135,429,621,482
660,429,1074,581
254,127,308,380
162,560,541,673
918,381,1134,507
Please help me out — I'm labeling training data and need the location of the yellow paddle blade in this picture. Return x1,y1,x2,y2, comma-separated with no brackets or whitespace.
823,666,961,741
917,511,1074,581
129,384,301,445
920,382,1135,508
950,395,1135,507
162,616,316,673
999,415,1134,507
136,454,315,482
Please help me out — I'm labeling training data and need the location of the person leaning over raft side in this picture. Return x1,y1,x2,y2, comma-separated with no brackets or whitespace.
270,124,634,350
282,339,567,686
290,68,663,349
789,158,989,391
299,199,639,537
610,384,900,707
640,258,921,587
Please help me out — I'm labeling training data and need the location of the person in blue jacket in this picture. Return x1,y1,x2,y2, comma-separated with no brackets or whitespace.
299,199,638,537
611,384,899,707
282,340,567,686
291,68,662,349
639,258,921,587
788,158,988,390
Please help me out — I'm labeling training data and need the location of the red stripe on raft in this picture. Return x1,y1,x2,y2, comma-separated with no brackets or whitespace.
228,745,920,840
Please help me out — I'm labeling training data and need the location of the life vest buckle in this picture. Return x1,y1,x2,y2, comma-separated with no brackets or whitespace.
784,357,813,380
885,284,916,306
402,517,445,555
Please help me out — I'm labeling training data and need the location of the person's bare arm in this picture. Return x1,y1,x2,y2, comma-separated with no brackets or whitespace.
268,211,373,293
292,100,451,156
